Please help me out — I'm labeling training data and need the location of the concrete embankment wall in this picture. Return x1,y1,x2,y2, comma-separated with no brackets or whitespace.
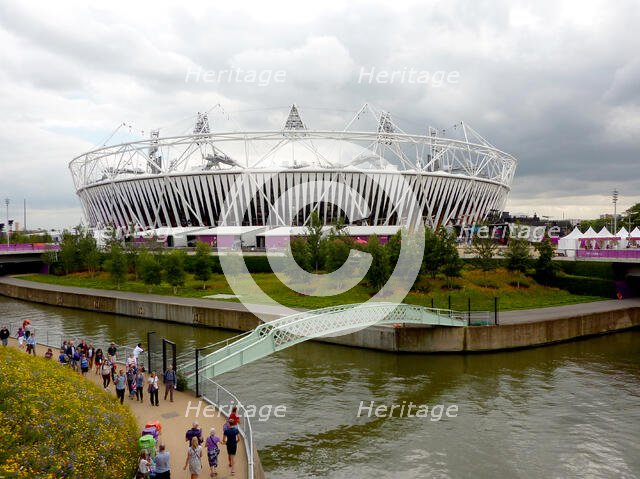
316,307,640,352
1,279,639,353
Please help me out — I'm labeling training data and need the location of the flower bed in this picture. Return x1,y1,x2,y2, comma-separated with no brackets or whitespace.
0,347,139,478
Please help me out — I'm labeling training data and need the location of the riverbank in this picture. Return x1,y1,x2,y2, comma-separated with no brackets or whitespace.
1,276,638,353
4,335,256,479
21,268,609,311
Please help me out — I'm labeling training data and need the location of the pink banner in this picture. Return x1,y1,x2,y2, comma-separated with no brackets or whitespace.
0,243,60,252
576,249,640,259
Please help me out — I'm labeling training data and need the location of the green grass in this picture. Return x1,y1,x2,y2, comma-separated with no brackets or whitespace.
20,267,608,312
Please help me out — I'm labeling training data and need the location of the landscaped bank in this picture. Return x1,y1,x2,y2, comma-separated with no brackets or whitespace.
0,347,139,478
1,277,638,353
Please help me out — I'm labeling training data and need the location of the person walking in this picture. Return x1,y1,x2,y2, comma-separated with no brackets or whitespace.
107,342,117,363
16,327,24,349
126,352,137,371
80,354,89,376
148,371,159,406
164,365,176,402
136,369,145,402
87,344,95,369
185,423,203,445
184,436,203,478
138,450,151,479
205,428,221,477
94,348,104,374
222,419,240,476
114,369,127,404
25,333,36,356
127,367,137,400
0,325,9,347
133,342,144,361
154,444,171,479
101,359,112,388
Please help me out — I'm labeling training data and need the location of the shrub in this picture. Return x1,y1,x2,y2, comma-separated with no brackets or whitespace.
551,274,615,298
0,347,138,479
476,279,499,289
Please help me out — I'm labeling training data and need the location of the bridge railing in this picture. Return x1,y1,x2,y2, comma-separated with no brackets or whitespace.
0,243,60,253
5,321,149,369
198,377,255,479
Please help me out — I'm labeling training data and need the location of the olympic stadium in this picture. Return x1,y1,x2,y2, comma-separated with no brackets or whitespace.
69,104,517,235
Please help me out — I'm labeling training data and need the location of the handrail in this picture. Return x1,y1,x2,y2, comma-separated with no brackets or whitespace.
200,377,254,479
6,321,149,369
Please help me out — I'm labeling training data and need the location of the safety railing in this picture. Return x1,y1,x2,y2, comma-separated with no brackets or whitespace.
199,377,254,479
4,321,148,369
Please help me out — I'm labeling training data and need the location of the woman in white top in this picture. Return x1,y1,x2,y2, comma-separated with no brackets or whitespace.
138,450,151,479
184,436,203,478
148,371,159,406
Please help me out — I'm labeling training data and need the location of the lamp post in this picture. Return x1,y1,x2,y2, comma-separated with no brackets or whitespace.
4,198,8,246
612,189,619,235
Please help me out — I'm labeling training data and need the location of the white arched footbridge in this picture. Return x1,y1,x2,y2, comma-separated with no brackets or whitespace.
179,302,486,389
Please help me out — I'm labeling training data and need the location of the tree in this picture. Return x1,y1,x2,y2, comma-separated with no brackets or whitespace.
385,231,402,270
305,211,325,272
323,237,351,273
164,250,186,294
439,228,463,287
124,243,140,278
290,237,312,272
58,230,80,274
624,202,640,229
422,227,444,279
366,235,390,292
471,236,499,272
505,237,531,276
193,241,212,289
137,251,162,292
535,237,558,284
103,242,127,288
77,230,101,276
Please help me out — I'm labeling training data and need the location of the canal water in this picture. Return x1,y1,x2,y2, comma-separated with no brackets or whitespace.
1,295,639,478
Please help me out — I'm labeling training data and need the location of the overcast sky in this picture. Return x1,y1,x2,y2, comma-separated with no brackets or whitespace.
0,0,638,230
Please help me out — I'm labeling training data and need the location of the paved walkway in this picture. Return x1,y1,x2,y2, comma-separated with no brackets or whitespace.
6,338,249,479
499,298,640,324
0,276,295,317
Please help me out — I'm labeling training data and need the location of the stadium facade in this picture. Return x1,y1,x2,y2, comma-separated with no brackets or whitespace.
69,105,517,233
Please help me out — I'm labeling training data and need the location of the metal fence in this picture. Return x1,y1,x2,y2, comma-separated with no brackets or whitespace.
200,377,255,479
5,320,149,369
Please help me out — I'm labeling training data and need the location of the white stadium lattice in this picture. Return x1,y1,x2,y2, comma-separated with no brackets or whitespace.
69,104,517,231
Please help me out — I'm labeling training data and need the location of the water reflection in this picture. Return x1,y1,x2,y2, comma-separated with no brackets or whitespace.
1,296,638,478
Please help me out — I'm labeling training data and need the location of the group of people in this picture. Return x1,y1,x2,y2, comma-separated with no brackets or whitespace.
2,322,245,477
136,415,241,479
182,416,241,478
0,320,38,356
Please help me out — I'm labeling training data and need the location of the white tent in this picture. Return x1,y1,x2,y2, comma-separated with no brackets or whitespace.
557,227,584,256
595,227,616,238
630,227,640,239
617,227,629,248
583,226,598,238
